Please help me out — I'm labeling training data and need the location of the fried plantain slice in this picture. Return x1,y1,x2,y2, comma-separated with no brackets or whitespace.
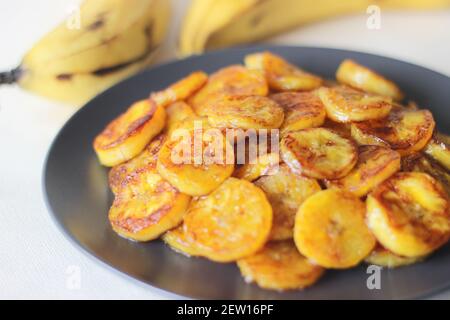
367,172,450,257
200,95,284,130
324,145,401,197
294,189,376,268
245,52,322,91
150,71,208,108
254,164,321,240
108,169,191,242
93,99,166,166
351,108,435,156
165,101,197,135
108,134,165,195
318,85,392,122
157,118,234,196
281,128,357,179
270,91,326,134
424,135,450,171
233,152,280,182
402,153,450,195
365,245,425,268
189,65,268,114
336,59,404,100
162,223,200,257
183,178,272,262
237,241,324,291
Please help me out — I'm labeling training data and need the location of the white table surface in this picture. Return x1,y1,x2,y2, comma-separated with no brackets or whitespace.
0,0,449,299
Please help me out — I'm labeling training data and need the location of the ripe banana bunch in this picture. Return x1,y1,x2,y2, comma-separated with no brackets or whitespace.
179,0,450,56
0,0,170,105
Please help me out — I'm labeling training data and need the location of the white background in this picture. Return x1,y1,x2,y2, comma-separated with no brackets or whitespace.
0,0,449,299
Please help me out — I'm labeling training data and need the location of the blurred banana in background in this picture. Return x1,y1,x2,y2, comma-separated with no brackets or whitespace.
0,0,170,105
179,0,450,56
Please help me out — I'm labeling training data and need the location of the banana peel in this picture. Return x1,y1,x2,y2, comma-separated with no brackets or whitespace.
0,0,170,105
179,0,450,56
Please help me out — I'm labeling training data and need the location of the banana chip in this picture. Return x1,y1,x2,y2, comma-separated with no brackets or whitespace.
365,245,425,268
270,91,326,134
424,135,450,171
93,99,166,166
324,145,401,197
237,241,324,291
336,59,404,100
162,224,200,257
281,128,357,179
151,71,208,108
184,178,272,262
367,172,450,257
165,101,197,135
294,189,376,268
318,85,392,122
245,52,322,91
255,164,321,240
351,108,435,156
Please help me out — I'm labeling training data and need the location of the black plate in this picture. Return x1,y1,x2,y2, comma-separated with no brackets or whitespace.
44,46,450,299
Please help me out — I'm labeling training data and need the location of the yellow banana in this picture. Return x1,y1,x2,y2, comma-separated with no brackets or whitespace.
179,0,450,56
0,0,170,105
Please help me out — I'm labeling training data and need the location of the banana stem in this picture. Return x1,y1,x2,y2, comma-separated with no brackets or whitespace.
0,67,21,85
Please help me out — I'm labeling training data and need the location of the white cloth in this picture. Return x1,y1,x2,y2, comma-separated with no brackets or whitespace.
0,0,449,299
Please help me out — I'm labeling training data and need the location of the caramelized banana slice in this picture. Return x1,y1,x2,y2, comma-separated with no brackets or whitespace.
165,101,197,135
93,99,166,166
402,153,450,195
318,85,392,122
336,59,404,100
109,134,165,195
424,136,450,171
270,92,326,134
255,164,321,240
234,153,280,182
281,128,357,179
201,95,284,130
190,65,268,114
322,118,352,139
237,241,324,291
108,170,191,242
324,145,401,197
365,245,425,268
245,52,322,91
157,118,234,196
294,189,376,268
367,172,450,257
162,224,200,257
150,71,208,108
184,178,272,262
351,108,435,156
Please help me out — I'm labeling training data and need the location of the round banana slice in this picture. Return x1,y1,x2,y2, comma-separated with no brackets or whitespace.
318,85,392,122
157,118,234,196
237,241,324,291
184,178,272,262
162,224,200,257
281,128,358,179
365,245,425,268
108,171,191,242
367,172,450,257
165,101,197,135
93,99,166,167
254,164,321,241
109,134,165,195
324,145,401,197
270,91,326,134
336,59,404,101
294,189,376,268
233,152,280,182
351,108,435,156
244,52,322,91
150,71,208,108
189,65,268,114
200,95,284,130
424,136,450,171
